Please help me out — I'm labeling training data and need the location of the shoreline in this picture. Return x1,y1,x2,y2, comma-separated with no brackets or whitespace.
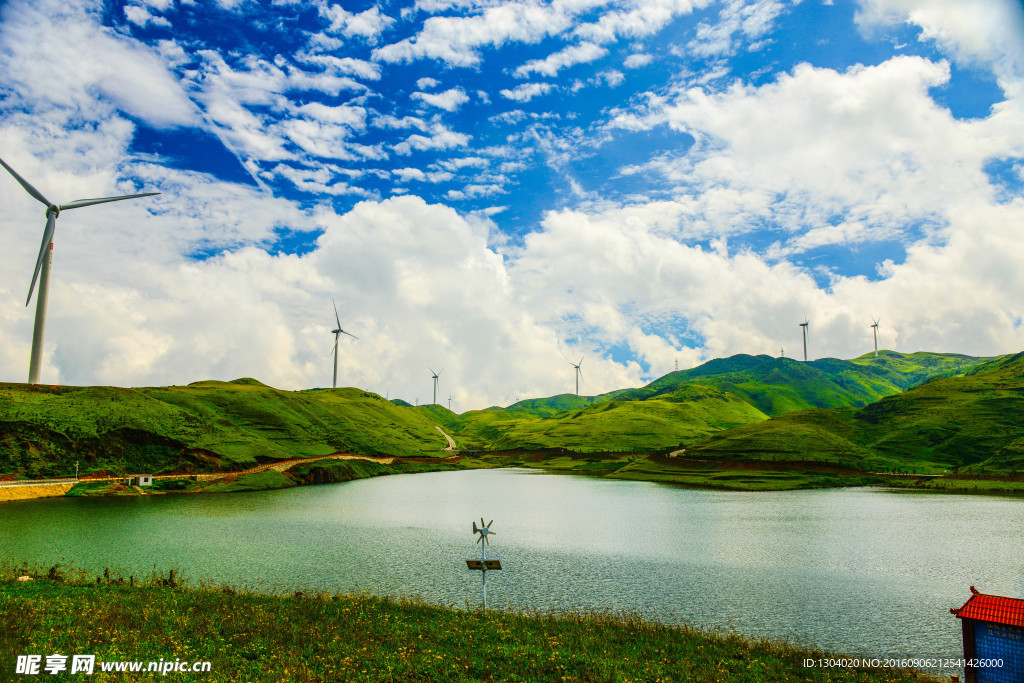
3,451,1023,502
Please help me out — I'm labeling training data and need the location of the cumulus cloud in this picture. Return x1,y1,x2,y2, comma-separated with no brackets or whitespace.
320,5,395,43
623,52,653,68
855,0,1024,94
610,57,1024,250
411,87,471,111
124,4,172,28
393,124,471,155
500,82,554,102
514,42,608,78
372,0,580,66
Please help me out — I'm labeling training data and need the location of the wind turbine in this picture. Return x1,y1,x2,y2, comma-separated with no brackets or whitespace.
570,357,583,395
799,318,809,362
430,367,443,405
1,155,160,384
330,298,357,388
870,317,880,358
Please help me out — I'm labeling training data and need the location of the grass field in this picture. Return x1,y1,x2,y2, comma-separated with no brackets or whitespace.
0,566,940,683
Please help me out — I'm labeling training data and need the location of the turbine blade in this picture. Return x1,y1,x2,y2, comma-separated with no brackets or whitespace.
58,192,160,211
0,156,51,207
438,368,444,377
578,357,584,366
342,330,357,339
480,517,485,528
476,535,482,544
473,522,478,532
26,212,57,306
333,298,342,329
487,520,493,528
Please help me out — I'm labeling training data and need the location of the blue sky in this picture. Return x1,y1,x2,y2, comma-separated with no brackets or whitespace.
1,0,1023,409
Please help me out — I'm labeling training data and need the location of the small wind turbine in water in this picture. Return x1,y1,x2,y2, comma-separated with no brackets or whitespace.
799,318,809,362
570,357,584,395
466,518,501,608
330,299,357,389
430,367,443,405
1,156,160,384
871,317,880,358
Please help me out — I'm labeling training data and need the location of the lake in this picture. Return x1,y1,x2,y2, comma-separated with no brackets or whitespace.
2,468,1022,672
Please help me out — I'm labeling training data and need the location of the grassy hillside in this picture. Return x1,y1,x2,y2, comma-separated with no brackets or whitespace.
0,381,453,479
1,567,940,683
681,352,1024,476
449,351,993,452
0,350,1002,481
454,384,769,451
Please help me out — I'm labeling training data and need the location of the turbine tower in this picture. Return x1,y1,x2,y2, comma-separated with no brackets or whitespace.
330,299,357,388
799,319,809,362
1,156,159,384
570,357,583,395
871,317,880,358
430,367,443,405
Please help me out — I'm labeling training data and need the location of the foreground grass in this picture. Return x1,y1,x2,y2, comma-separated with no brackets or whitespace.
0,568,939,683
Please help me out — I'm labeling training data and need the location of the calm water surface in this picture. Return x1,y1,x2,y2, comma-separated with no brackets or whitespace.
2,469,1022,669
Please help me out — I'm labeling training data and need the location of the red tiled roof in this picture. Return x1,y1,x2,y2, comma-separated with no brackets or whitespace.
951,587,1024,628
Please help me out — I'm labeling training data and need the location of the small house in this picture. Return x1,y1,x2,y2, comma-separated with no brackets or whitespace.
128,475,153,487
951,586,1024,683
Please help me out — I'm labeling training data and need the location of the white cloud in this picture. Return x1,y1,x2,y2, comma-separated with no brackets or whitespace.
370,114,429,131
124,4,172,28
417,77,441,89
320,4,395,43
295,53,383,80
687,0,786,58
597,68,624,86
623,52,653,68
575,0,714,44
372,0,582,67
855,0,1024,95
500,82,554,102
411,87,471,111
431,157,490,172
611,57,1024,250
393,124,471,155
514,42,608,78
0,0,197,129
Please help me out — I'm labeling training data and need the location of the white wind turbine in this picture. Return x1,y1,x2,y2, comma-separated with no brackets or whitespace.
430,367,443,405
570,357,583,395
871,317,880,358
799,318,809,362
330,299,358,389
1,156,160,384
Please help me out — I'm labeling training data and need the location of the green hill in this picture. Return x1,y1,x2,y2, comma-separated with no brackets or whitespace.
449,351,994,451
0,350,1003,481
0,381,453,479
682,352,1024,475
